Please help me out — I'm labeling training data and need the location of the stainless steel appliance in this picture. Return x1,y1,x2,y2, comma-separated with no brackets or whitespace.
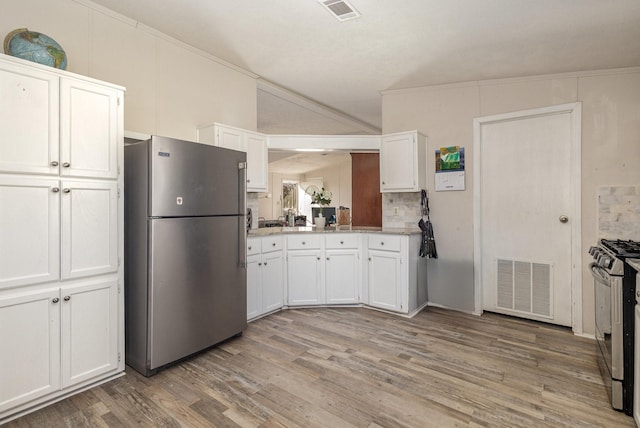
590,239,640,414
124,136,247,376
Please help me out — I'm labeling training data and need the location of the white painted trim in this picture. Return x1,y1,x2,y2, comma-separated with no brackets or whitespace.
382,66,640,96
258,79,380,134
267,134,381,151
473,102,583,335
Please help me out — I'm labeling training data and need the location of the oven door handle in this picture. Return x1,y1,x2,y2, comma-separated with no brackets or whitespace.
590,262,611,286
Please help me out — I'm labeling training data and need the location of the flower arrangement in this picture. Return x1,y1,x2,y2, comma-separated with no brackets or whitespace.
311,187,332,206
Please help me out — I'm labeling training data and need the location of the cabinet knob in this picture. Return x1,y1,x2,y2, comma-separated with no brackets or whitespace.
63,188,71,193
248,246,252,250
340,241,344,244
272,242,276,247
264,262,268,266
326,257,330,260
52,187,60,193
258,262,262,266
368,257,372,261
302,241,306,245
247,179,251,183
50,161,59,167
317,257,321,260
381,241,384,246
382,181,386,185
63,296,71,301
52,297,59,303
62,162,70,168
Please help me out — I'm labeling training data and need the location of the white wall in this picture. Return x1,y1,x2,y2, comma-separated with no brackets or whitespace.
382,67,640,334
1,0,257,141
303,159,352,212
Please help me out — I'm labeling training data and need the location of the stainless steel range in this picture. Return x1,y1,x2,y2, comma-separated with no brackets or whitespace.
590,239,640,415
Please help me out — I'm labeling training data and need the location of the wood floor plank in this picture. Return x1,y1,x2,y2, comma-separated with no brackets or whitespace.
4,306,635,427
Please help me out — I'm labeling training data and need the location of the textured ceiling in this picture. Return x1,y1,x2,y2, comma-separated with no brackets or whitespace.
90,0,640,135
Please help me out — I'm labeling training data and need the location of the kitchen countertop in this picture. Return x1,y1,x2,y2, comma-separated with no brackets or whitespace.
627,258,640,272
248,226,421,237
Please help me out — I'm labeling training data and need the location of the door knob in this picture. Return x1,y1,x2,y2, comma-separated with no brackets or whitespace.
559,215,569,223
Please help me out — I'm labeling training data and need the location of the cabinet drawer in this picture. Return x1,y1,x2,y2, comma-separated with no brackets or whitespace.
287,234,321,250
262,236,283,253
247,238,261,256
325,234,360,249
368,234,401,252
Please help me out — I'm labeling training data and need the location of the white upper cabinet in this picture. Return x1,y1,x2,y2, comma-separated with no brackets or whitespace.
380,131,427,192
60,78,119,179
244,131,268,191
197,123,268,192
0,59,120,179
215,125,243,152
0,61,59,175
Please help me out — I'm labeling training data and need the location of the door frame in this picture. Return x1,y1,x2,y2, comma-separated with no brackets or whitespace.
472,102,582,334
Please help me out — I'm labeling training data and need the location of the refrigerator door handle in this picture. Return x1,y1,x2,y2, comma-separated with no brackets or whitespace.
238,161,247,268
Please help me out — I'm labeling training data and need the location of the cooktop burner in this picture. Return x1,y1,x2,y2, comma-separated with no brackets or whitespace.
601,239,640,258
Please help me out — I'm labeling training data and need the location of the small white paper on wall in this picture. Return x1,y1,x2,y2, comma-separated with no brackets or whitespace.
435,171,465,191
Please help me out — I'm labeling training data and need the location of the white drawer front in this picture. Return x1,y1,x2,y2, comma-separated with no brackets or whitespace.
287,234,321,250
368,234,401,252
325,234,360,249
262,236,284,253
247,238,261,256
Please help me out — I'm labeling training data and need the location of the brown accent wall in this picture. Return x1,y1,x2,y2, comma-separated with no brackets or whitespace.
351,153,382,227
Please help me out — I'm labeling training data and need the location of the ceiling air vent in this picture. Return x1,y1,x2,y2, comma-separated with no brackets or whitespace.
318,0,361,22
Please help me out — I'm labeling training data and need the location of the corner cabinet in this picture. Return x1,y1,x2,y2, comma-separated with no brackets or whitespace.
197,123,268,192
366,234,428,315
380,131,427,192
0,54,124,424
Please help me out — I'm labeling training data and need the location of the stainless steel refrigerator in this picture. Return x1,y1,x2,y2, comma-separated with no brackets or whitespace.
124,135,247,376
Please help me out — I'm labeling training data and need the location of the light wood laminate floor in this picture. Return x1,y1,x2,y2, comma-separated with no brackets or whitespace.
6,307,635,427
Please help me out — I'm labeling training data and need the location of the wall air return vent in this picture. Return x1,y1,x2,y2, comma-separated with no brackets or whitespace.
318,0,361,22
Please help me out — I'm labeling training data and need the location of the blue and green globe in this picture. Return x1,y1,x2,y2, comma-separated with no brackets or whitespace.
4,28,67,70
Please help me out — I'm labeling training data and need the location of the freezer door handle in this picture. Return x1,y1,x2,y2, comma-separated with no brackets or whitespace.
238,162,247,268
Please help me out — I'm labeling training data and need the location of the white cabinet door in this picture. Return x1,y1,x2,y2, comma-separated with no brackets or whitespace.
0,288,61,413
60,279,118,387
380,131,426,193
288,250,322,305
61,180,118,279
0,61,59,176
380,133,416,191
368,250,402,312
245,131,268,192
0,177,60,289
246,253,261,320
216,125,244,152
60,78,119,179
325,250,359,304
262,251,284,312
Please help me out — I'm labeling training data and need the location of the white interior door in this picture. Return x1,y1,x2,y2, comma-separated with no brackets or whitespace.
474,103,581,328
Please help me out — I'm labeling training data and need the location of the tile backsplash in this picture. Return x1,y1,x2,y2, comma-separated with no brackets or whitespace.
598,185,640,241
247,193,259,229
382,193,422,229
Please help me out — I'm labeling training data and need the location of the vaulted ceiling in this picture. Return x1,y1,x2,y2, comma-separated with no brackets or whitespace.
90,0,640,134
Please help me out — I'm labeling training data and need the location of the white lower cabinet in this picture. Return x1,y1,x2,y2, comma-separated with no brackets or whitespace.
368,249,403,311
0,278,118,414
247,237,285,320
325,234,360,304
287,250,323,305
0,288,60,413
366,234,428,315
